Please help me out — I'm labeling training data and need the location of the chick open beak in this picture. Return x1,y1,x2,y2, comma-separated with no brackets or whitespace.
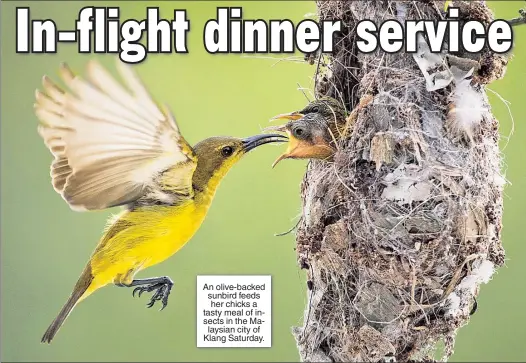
241,133,288,153
265,113,302,167
271,134,300,168
267,127,335,168
271,138,335,167
262,124,296,167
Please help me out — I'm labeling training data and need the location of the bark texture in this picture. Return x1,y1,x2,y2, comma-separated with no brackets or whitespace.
293,1,508,361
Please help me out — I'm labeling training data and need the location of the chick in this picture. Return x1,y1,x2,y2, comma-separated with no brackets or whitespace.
268,97,347,167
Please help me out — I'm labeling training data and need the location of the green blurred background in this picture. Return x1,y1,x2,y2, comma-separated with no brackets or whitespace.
1,1,525,361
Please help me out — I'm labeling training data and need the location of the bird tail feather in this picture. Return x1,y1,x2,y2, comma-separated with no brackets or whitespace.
41,265,95,344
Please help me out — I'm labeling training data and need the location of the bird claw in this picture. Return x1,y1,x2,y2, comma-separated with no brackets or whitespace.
132,282,172,310
159,290,170,311
138,288,148,298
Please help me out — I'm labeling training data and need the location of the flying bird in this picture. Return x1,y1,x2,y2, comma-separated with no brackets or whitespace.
35,59,287,343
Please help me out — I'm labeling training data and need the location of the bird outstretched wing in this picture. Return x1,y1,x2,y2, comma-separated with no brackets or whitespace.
35,59,197,211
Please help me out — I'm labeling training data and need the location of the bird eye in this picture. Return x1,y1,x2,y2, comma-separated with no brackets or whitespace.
310,106,319,113
221,146,234,157
293,127,305,138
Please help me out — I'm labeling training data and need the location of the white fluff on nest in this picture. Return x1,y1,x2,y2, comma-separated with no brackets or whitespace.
447,76,489,142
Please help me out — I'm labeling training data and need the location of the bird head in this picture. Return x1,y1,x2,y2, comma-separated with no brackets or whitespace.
266,97,347,167
192,134,288,189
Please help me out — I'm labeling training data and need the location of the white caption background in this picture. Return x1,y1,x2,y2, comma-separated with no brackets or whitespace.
197,275,271,348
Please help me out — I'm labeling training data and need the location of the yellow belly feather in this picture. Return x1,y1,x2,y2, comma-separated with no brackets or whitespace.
81,170,223,298
87,198,210,293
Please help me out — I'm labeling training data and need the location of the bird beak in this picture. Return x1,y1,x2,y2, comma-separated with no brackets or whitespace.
242,133,288,153
271,134,298,168
272,135,335,168
262,124,288,133
269,112,304,122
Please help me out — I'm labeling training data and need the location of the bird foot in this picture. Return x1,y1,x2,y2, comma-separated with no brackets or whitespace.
132,278,173,310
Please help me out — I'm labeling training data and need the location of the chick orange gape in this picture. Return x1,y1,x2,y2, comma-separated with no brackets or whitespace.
35,59,287,343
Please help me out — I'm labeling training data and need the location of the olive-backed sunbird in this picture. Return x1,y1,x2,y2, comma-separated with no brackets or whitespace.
267,97,347,167
34,59,287,343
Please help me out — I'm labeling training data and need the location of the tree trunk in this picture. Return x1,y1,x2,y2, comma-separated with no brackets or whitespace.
293,1,508,361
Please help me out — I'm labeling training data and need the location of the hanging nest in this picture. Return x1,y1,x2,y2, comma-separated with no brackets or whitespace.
293,1,508,362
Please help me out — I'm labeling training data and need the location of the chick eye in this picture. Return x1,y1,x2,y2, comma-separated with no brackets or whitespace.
293,127,305,138
221,146,234,157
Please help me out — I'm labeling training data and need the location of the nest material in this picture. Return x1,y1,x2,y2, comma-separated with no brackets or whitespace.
293,1,507,362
